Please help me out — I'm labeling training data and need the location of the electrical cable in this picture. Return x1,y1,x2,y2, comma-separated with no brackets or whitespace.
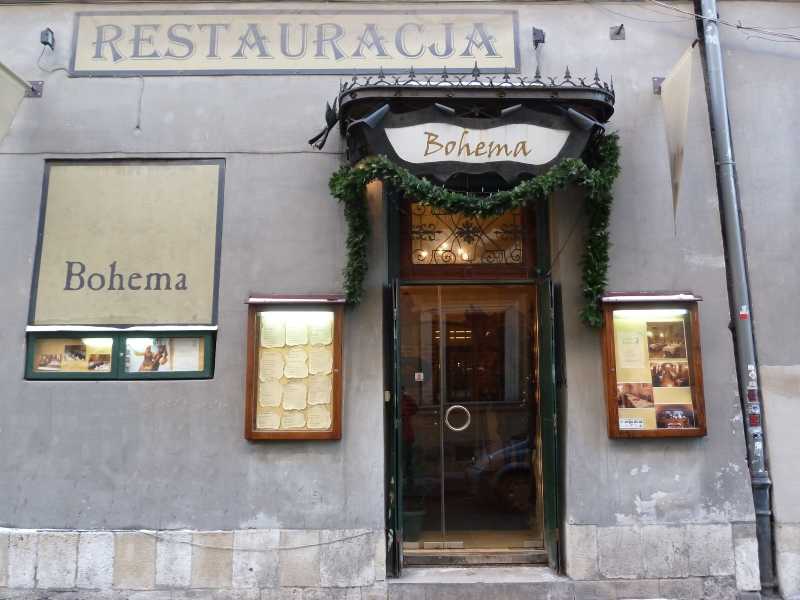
646,0,800,42
36,46,69,74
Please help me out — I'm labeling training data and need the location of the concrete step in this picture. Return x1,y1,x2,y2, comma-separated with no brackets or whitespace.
388,566,574,600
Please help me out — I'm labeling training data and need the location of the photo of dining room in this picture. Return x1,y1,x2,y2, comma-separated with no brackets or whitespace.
617,382,654,408
651,361,690,387
646,321,687,359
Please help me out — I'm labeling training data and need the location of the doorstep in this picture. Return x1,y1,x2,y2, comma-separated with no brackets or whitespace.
388,566,573,600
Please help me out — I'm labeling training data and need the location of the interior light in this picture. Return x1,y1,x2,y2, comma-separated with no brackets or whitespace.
613,309,688,320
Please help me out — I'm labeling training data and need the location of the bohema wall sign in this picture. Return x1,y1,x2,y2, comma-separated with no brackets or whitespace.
244,296,345,441
601,293,707,438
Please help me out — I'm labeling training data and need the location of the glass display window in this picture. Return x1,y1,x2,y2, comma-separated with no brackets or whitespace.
601,295,707,438
245,298,344,440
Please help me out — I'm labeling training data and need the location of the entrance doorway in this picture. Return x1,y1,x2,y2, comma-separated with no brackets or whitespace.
398,284,544,563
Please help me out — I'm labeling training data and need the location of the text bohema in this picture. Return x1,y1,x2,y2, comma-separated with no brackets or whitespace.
90,21,501,62
63,261,188,291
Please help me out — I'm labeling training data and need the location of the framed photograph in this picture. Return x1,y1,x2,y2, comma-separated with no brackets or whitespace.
244,296,345,441
601,294,706,438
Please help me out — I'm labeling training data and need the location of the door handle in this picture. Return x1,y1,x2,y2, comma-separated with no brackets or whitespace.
444,405,471,432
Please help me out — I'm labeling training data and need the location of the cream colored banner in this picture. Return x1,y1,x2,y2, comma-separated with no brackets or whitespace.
70,9,519,75
32,162,222,325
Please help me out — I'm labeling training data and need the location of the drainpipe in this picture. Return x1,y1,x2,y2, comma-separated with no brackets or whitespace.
693,0,775,591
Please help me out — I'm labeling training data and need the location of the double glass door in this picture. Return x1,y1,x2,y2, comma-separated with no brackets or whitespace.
399,284,543,551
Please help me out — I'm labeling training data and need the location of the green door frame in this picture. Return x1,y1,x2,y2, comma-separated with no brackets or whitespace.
382,189,563,575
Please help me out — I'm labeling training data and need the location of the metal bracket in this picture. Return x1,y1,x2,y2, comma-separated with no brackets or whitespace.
609,24,626,40
652,77,665,95
25,81,44,98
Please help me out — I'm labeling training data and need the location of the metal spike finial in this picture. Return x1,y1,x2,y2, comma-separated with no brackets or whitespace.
610,74,614,92
409,65,416,80
441,66,449,81
503,68,510,82
564,66,572,81
594,68,600,84
472,61,481,79
378,66,385,81
534,64,541,81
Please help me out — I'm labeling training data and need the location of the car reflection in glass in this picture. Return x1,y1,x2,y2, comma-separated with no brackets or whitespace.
465,437,533,513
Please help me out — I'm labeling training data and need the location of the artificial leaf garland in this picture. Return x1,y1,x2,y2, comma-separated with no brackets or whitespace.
329,132,620,327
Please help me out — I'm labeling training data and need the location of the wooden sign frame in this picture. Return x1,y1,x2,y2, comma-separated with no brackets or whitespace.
244,297,344,441
601,296,707,438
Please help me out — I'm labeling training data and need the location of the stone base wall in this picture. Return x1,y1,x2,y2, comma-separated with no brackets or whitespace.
0,528,386,599
776,522,800,599
563,522,761,594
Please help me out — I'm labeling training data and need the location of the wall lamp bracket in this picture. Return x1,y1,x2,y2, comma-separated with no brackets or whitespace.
40,28,55,50
652,77,665,95
25,80,43,98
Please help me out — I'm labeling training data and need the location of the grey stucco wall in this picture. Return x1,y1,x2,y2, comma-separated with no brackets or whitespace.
0,2,795,589
0,3,388,530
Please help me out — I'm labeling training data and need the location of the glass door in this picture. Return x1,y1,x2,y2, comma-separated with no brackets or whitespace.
399,284,542,553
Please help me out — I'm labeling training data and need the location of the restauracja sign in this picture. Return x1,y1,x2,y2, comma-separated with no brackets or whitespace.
70,10,520,75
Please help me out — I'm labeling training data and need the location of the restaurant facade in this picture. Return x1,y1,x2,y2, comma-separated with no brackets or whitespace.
1,1,799,599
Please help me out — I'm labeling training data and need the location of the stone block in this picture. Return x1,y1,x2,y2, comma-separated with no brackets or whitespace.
155,531,191,588
362,582,387,600
373,532,386,583
597,526,643,579
0,533,8,588
659,576,705,599
571,580,615,600
114,532,156,590
564,524,598,580
232,529,279,589
279,530,320,588
190,532,232,589
703,575,739,600
732,523,760,592
37,532,78,589
686,524,734,577
8,532,37,589
614,578,661,598
776,522,800,598
319,530,373,588
77,532,114,589
642,525,688,578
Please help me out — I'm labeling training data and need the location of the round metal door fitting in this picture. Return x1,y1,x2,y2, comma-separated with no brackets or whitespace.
444,404,471,432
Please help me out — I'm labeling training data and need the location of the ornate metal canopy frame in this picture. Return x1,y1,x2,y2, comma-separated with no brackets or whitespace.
311,65,615,187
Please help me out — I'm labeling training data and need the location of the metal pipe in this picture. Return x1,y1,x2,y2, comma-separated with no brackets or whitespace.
693,0,775,590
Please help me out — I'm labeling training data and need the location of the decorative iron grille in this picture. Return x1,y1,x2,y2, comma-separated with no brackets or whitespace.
409,203,524,266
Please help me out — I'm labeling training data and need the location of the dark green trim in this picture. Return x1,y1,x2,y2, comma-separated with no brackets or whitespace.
536,200,562,572
25,331,215,381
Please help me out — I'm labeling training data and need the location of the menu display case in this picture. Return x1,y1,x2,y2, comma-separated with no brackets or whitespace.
601,294,707,438
245,297,344,440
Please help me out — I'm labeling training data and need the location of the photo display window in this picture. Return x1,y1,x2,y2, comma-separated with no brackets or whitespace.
26,332,214,380
602,299,706,438
245,301,343,440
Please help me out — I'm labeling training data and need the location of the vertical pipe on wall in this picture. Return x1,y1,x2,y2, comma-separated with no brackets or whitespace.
693,0,775,590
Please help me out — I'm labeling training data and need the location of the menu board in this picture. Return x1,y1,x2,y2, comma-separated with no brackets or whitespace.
247,307,341,439
604,302,706,438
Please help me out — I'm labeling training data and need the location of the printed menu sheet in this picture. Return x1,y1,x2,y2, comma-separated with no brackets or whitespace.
255,311,335,432
613,310,695,431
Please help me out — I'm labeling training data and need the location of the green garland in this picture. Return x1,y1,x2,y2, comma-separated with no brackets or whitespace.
329,132,620,327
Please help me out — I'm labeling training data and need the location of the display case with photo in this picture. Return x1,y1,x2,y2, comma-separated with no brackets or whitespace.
601,294,706,438
244,297,344,441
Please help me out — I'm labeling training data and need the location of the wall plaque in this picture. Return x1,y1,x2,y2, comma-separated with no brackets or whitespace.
70,9,520,76
30,160,224,326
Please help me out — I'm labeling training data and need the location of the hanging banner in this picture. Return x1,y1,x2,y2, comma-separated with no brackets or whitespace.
661,45,697,228
69,10,520,76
